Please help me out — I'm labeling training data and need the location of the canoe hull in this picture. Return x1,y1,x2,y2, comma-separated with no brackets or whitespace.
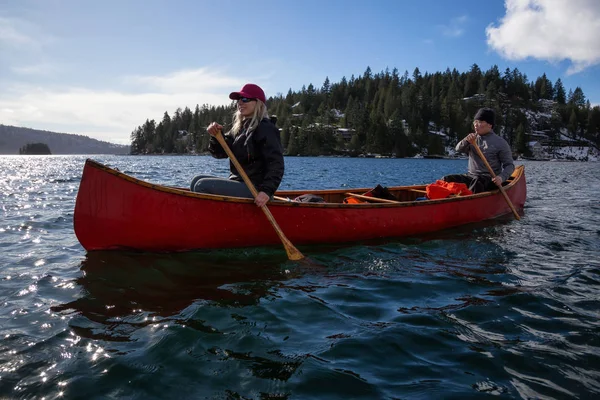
74,160,526,251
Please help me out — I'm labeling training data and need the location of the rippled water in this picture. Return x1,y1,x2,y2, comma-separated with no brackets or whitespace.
1,155,599,399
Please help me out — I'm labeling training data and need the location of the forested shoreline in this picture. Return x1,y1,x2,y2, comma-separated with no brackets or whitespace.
0,125,130,155
19,143,52,155
130,64,600,158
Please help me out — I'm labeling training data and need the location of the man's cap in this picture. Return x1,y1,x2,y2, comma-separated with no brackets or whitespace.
474,108,495,127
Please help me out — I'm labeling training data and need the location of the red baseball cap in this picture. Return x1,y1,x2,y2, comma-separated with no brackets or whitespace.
229,83,266,104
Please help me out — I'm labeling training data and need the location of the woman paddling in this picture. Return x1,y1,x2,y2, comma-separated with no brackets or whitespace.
191,83,284,207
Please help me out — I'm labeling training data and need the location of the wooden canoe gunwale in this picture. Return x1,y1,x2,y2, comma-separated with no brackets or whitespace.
84,158,524,209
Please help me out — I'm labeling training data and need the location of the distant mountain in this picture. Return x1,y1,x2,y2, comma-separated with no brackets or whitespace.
0,125,130,155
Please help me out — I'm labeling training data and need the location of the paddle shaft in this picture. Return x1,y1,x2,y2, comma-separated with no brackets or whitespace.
471,139,520,220
213,131,305,260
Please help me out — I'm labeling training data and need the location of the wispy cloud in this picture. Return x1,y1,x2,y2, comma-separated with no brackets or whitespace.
11,62,65,76
487,0,600,75
127,68,242,93
0,16,53,51
440,15,468,38
0,68,249,144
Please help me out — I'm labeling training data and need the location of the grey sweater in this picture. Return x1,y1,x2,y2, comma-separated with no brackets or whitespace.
456,131,515,182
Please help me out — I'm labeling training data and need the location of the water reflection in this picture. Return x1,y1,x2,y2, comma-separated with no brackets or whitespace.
51,250,291,341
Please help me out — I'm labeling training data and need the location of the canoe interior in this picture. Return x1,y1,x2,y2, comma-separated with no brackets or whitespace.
97,159,524,206
271,167,522,204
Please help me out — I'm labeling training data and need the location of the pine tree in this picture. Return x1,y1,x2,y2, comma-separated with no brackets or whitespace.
515,123,528,155
554,78,566,104
427,134,445,156
463,63,482,98
568,109,579,137
286,126,299,155
568,87,586,108
130,126,143,154
389,111,409,157
281,120,292,150
586,106,600,146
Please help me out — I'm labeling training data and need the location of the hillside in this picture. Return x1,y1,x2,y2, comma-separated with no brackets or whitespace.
130,65,600,161
0,125,129,155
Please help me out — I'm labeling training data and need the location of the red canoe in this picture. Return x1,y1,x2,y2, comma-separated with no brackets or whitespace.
74,159,526,252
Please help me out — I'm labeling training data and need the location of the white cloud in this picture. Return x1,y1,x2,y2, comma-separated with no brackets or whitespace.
128,68,241,93
440,16,468,38
0,68,246,144
487,0,600,75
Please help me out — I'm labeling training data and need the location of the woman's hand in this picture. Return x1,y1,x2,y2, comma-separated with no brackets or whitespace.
255,191,270,207
207,122,223,137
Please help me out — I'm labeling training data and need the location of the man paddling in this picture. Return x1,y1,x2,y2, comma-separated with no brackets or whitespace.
441,108,515,193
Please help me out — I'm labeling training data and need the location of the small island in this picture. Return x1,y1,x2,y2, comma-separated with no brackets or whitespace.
19,142,52,155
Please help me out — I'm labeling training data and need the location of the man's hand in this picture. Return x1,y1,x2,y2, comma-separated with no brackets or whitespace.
255,191,270,207
465,133,478,144
492,176,502,187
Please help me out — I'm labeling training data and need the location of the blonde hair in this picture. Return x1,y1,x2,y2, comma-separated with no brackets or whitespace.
230,100,269,136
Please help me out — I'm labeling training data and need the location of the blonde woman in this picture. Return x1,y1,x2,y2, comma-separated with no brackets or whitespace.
191,83,284,207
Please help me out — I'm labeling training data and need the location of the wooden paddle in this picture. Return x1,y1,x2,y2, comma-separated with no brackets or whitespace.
471,139,521,220
213,131,305,260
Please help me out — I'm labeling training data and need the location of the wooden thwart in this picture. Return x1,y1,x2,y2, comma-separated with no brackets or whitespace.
345,193,399,203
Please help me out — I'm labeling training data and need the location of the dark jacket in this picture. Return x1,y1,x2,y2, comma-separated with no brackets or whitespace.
208,118,284,197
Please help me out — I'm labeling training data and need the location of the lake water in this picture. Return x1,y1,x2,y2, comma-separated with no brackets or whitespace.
1,155,599,399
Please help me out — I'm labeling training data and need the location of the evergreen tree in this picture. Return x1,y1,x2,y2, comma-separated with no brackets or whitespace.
427,134,445,156
141,119,156,153
568,87,586,108
389,111,409,157
554,78,566,104
463,63,482,98
349,130,362,155
568,109,579,137
484,65,503,94
281,120,292,150
368,114,390,154
286,126,299,155
586,106,600,146
534,73,554,100
515,123,528,155
130,126,143,154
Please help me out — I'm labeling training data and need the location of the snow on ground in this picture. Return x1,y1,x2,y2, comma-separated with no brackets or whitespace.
544,146,599,161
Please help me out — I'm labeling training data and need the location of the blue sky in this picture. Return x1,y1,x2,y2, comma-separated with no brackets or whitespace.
1,0,599,144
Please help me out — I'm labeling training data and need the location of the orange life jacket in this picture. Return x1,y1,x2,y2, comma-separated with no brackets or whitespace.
343,196,366,204
425,180,472,200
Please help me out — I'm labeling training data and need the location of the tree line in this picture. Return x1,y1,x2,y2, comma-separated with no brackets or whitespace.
19,143,52,155
130,64,600,157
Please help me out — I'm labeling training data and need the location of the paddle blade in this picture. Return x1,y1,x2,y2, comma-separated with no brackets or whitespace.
283,242,305,261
